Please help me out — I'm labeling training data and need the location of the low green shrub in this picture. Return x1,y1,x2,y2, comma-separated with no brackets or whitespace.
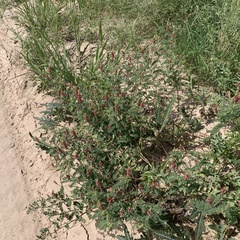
9,0,240,239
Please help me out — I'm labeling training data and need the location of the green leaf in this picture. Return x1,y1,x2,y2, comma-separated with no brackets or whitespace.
195,212,205,240
152,230,180,240
73,201,83,210
116,236,127,240
157,95,176,133
123,224,133,240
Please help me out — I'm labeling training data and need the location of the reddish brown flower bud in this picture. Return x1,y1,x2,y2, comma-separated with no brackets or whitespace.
62,141,67,149
206,197,212,204
66,174,70,180
120,92,125,98
139,102,144,108
221,188,226,195
119,210,124,217
87,207,92,212
234,95,239,104
107,197,114,204
104,95,109,101
147,210,151,216
184,174,189,180
171,162,176,169
96,181,102,190
127,207,132,213
72,130,77,138
151,181,157,188
77,94,83,103
126,169,131,177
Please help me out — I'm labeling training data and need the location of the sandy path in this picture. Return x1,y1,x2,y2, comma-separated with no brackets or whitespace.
0,101,40,240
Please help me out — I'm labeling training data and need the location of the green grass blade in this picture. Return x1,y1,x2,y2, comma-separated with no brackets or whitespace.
157,95,176,133
195,212,205,240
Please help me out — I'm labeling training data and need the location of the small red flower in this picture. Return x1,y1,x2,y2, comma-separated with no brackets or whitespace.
151,181,157,188
184,174,189,180
87,207,92,212
221,188,226,195
139,102,144,108
77,94,83,103
171,162,176,170
206,197,212,204
147,210,151,216
120,92,125,98
72,130,77,138
104,95,109,101
152,37,156,44
66,174,70,180
58,147,64,153
107,197,114,204
62,141,67,149
119,210,124,217
233,95,239,104
127,207,132,213
96,181,102,190
126,169,131,177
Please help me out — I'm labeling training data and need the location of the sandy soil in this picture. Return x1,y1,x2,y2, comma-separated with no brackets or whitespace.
0,7,124,240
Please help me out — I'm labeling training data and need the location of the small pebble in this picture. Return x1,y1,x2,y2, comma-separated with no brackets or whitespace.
9,142,15,148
